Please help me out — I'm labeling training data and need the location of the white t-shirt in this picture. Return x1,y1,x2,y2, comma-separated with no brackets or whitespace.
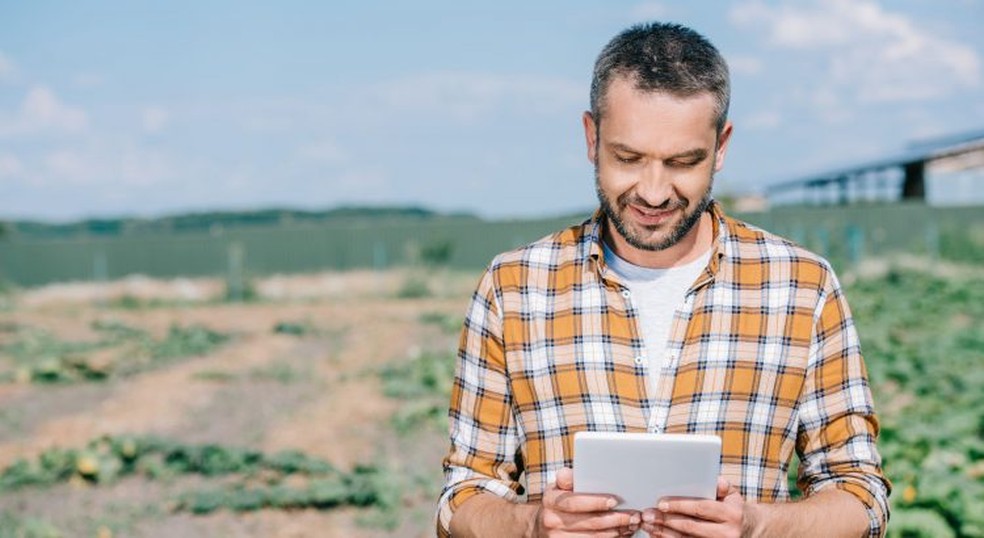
602,242,711,393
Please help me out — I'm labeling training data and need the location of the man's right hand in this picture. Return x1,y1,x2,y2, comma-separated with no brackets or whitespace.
532,467,641,537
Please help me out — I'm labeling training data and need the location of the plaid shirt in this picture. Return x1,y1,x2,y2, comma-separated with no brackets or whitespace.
438,202,890,537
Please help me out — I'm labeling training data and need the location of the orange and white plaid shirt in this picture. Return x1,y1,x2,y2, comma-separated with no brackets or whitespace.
438,202,890,537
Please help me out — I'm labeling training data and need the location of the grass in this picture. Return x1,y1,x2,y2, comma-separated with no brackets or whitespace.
379,350,455,434
0,320,232,384
418,311,463,334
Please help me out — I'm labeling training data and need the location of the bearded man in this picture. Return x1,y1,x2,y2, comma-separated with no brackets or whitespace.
438,21,890,538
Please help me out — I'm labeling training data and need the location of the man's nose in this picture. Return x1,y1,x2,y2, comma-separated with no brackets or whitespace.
634,162,673,207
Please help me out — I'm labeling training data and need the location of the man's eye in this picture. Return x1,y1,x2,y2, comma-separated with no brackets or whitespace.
615,154,640,164
667,159,700,168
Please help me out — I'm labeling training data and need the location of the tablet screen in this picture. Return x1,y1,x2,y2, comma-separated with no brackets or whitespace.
573,432,721,510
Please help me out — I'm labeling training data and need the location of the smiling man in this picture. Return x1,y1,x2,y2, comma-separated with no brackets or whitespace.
438,22,890,538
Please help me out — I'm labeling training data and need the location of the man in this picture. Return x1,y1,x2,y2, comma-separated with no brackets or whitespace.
438,22,890,538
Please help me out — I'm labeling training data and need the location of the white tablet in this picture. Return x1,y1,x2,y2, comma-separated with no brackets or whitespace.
573,431,721,510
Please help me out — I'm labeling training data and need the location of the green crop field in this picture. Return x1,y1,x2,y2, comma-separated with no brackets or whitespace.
0,262,980,536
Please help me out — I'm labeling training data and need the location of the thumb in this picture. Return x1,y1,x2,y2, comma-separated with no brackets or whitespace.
555,467,575,491
716,476,733,500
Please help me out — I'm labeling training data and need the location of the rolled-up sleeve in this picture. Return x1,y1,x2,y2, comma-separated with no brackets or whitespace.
436,266,523,537
797,274,892,537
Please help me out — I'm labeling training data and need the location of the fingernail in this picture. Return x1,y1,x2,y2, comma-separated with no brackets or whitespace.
607,497,618,509
643,511,655,523
630,514,641,525
658,501,669,512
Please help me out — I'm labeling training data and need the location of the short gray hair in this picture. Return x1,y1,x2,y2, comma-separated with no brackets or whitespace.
590,22,730,133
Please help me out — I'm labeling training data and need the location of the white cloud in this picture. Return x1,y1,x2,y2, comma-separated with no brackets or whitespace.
0,152,23,178
630,2,669,21
296,139,346,164
730,0,982,103
743,110,782,130
43,149,96,185
727,54,763,76
12,143,172,189
142,106,169,134
0,85,88,137
72,73,104,89
371,72,583,122
0,51,14,82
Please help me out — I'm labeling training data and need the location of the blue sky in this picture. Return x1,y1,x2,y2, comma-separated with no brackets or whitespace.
1,0,982,221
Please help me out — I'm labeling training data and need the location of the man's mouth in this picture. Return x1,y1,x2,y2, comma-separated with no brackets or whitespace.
628,203,678,225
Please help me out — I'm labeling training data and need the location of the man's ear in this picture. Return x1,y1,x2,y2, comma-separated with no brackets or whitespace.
583,111,598,164
713,121,733,174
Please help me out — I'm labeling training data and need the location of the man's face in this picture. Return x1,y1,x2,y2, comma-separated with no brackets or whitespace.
584,76,732,252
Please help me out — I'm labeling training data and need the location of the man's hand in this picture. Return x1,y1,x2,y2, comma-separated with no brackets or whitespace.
640,477,750,538
534,467,642,537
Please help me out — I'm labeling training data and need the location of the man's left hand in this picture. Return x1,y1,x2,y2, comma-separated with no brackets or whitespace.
640,477,751,538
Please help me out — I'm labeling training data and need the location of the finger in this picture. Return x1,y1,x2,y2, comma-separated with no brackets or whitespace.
658,498,728,523
716,477,731,500
555,467,575,490
660,511,729,537
655,525,687,538
641,508,663,525
548,490,621,513
548,509,638,531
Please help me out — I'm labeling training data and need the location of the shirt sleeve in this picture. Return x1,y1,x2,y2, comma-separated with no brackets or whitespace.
436,266,524,537
796,270,892,537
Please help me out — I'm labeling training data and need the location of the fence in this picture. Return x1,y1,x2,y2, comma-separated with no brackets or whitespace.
1,203,982,287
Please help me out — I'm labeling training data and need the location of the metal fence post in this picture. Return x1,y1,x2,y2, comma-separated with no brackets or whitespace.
227,241,246,302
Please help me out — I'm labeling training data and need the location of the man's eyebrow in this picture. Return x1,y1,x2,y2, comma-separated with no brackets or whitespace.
607,142,643,154
666,148,708,161
606,143,709,161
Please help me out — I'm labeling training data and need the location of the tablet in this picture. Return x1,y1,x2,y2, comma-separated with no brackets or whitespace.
573,431,721,510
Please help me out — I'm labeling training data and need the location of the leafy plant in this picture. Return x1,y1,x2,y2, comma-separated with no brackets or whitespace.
846,270,984,537
0,321,231,384
0,435,398,517
379,351,455,434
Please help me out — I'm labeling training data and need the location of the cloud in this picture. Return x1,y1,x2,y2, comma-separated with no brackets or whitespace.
370,72,583,122
295,139,346,164
743,110,782,130
142,106,169,134
72,73,104,89
727,54,763,76
0,85,88,137
42,149,96,185
0,152,23,178
8,143,173,189
0,51,14,82
730,0,982,103
630,2,670,21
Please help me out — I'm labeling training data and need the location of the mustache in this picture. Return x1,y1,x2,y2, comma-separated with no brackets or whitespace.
617,194,689,211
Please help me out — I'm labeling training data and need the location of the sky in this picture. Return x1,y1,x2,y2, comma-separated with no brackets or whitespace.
1,0,983,221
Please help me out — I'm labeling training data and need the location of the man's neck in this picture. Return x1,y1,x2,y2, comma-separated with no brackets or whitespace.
604,211,714,269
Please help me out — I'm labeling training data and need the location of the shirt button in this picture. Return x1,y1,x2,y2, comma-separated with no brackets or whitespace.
621,289,631,299
634,356,645,366
650,426,660,434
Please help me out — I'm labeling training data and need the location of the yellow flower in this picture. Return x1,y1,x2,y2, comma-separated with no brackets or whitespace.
902,485,917,503
76,454,99,477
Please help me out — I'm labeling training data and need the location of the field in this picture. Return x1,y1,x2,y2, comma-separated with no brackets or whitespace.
0,261,981,537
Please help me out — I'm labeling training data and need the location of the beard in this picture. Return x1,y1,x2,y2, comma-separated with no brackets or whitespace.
595,166,713,252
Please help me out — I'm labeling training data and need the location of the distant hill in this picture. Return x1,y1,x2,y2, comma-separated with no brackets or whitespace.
1,206,480,240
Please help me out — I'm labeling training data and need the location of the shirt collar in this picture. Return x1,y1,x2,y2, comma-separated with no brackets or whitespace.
584,200,732,286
